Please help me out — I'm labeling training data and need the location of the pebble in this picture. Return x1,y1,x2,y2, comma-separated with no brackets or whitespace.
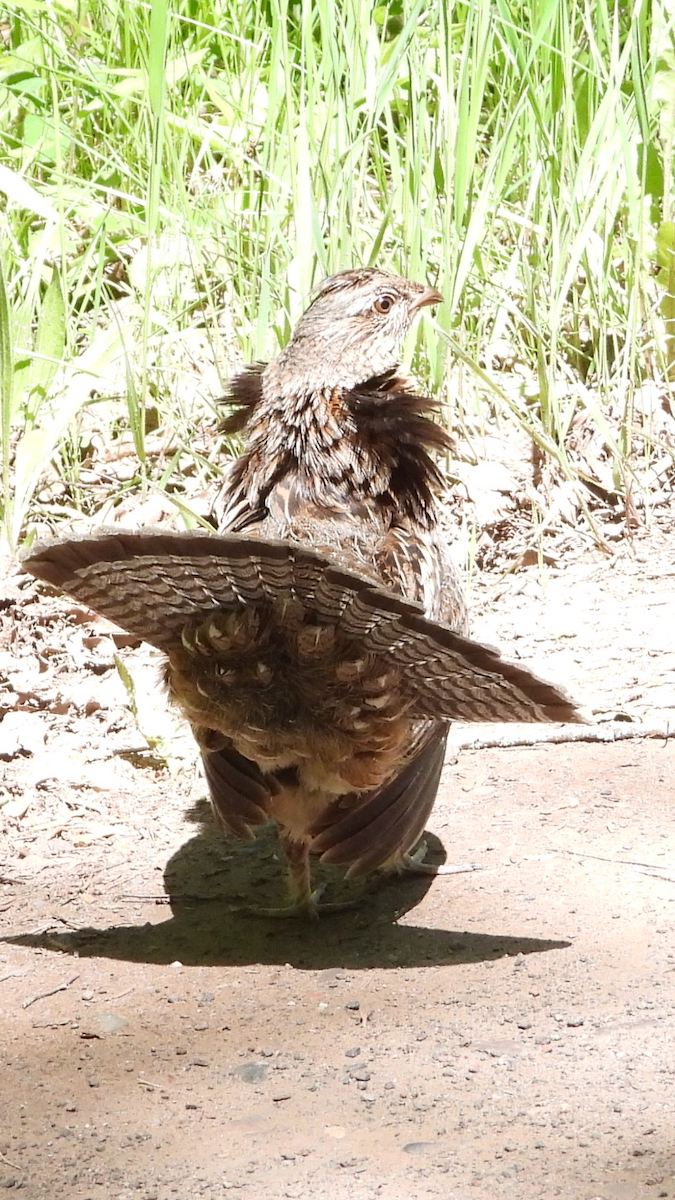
233,1062,269,1083
517,1021,532,1030
344,1047,360,1058
345,1001,360,1011
94,1013,128,1034
88,1079,100,1088
403,1142,437,1156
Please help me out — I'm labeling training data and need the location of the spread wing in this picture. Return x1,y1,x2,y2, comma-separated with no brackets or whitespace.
22,528,582,724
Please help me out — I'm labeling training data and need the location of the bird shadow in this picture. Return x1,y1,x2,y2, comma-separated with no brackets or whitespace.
5,801,569,970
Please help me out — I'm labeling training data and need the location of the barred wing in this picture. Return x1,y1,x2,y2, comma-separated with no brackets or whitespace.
22,528,582,725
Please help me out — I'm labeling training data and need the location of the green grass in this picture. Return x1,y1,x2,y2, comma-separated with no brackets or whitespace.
1,0,674,549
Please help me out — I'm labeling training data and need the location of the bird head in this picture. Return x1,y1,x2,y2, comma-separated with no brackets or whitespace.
270,268,443,395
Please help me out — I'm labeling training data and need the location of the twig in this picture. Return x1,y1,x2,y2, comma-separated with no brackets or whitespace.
137,1076,166,1090
120,893,170,902
22,973,80,1009
451,721,673,751
0,970,30,984
0,1152,22,1171
110,986,135,1001
562,849,675,872
434,862,485,876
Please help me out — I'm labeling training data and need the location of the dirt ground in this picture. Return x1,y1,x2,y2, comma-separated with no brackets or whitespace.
1,516,675,1200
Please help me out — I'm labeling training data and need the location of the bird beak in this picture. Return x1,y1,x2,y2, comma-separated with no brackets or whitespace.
411,286,444,311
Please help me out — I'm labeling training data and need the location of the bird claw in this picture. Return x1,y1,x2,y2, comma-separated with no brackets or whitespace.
396,842,484,877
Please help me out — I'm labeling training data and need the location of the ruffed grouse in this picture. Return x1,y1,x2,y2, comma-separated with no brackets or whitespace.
23,268,581,916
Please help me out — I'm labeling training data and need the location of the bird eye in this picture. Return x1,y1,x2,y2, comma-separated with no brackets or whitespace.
374,294,394,314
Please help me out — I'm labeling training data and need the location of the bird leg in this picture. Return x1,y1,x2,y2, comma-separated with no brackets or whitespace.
242,834,357,919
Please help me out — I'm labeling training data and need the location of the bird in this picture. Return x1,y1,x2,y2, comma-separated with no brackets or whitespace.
22,268,582,916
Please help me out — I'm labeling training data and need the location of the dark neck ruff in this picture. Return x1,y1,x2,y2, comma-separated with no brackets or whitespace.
221,364,450,526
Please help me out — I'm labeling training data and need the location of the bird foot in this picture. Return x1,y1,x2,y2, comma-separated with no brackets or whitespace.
397,842,484,877
239,886,358,920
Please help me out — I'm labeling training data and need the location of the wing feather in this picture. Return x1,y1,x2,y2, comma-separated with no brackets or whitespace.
22,528,582,724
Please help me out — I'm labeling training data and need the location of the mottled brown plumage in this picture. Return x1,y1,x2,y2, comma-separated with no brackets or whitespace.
22,268,583,915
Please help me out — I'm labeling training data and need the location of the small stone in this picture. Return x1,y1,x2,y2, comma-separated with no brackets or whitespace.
185,1102,199,1110
403,1142,436,1156
344,1047,360,1058
566,1017,584,1028
94,1012,128,1035
191,1058,209,1068
233,1062,268,1083
81,990,95,1001
88,1078,100,1088
352,1069,371,1082
345,1001,360,1011
517,1021,532,1030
